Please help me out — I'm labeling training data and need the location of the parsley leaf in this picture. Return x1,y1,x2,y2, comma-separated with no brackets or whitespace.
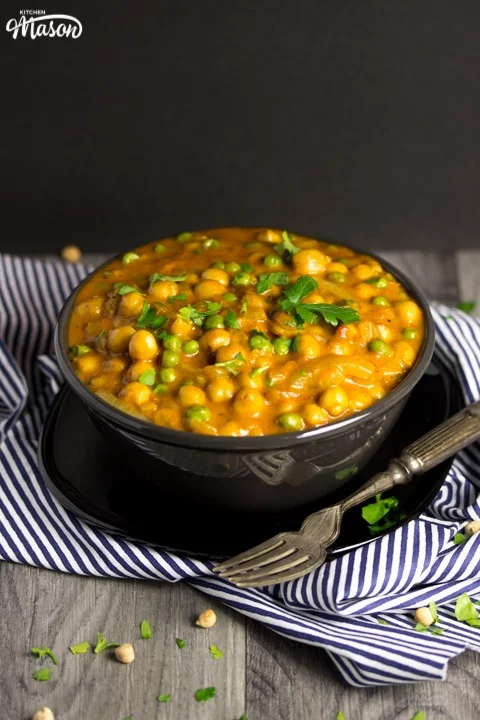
214,352,246,375
336,713,347,720
32,668,50,682
168,293,187,303
279,276,360,327
70,344,92,357
239,716,248,720
94,632,119,654
361,493,405,534
273,230,300,260
377,618,388,625
138,369,156,386
157,694,171,703
149,272,186,284
31,646,59,665
256,272,289,295
453,533,467,545
69,641,91,655
410,713,426,720
240,298,248,314
291,334,301,352
178,302,222,327
175,638,186,649
282,275,318,305
115,283,143,296
456,301,476,313
335,464,358,480
240,263,253,272
140,619,152,639
209,645,224,659
429,600,438,624
251,365,269,377
225,308,240,329
455,593,480,625
195,686,216,702
136,302,168,332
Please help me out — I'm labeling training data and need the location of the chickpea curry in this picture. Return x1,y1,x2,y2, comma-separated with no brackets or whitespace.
68,227,424,436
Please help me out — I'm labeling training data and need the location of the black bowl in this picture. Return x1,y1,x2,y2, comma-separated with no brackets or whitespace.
54,242,435,512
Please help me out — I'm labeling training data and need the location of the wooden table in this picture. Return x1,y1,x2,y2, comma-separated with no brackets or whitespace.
1,250,480,720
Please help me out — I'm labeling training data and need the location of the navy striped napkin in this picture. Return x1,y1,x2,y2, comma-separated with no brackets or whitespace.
1,253,480,687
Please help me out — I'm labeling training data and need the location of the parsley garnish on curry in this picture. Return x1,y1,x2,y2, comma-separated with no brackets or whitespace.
68,227,424,436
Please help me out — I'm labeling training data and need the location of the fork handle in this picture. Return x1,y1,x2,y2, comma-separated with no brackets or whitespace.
340,399,480,514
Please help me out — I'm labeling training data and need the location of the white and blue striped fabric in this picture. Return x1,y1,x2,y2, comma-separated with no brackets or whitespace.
1,253,480,687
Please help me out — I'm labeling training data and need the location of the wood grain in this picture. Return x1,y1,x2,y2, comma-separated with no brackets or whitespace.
457,251,480,310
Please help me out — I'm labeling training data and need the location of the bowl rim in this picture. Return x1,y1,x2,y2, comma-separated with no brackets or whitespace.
54,233,436,452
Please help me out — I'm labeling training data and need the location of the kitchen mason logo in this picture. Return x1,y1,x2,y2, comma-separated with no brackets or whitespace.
6,10,82,39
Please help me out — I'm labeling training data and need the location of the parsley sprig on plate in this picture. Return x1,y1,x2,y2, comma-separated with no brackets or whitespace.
279,275,361,328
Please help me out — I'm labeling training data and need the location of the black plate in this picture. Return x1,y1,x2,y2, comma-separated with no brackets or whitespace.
39,355,462,558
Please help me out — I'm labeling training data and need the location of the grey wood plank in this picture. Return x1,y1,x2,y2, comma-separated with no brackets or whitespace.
457,251,480,311
0,562,246,720
245,621,480,720
376,250,459,303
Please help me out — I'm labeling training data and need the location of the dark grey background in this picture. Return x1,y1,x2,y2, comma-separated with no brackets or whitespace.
1,1,479,254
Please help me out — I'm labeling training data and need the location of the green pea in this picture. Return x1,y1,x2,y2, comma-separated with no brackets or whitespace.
265,254,282,268
226,262,241,274
245,241,262,249
182,339,199,355
277,412,304,432
232,273,251,287
71,344,92,357
154,244,166,253
159,367,176,383
212,261,225,269
403,328,417,340
153,384,168,394
223,292,237,303
122,251,140,264
327,272,346,283
202,238,220,250
162,350,180,367
368,339,392,357
366,276,388,288
177,232,192,242
186,404,211,422
163,334,182,352
204,314,225,330
249,335,272,352
273,337,291,355
372,295,390,307
180,377,194,386
337,258,352,266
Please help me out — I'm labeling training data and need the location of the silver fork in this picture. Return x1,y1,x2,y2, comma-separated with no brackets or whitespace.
214,400,480,587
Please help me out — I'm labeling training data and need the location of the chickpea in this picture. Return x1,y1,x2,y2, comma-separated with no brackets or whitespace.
394,340,417,368
354,283,378,300
196,608,217,627
369,385,386,400
149,280,178,301
292,249,331,275
107,326,136,353
153,405,182,429
120,381,152,406
257,228,281,243
102,357,129,373
201,268,230,286
465,520,480,536
194,279,226,299
319,386,349,416
129,330,158,360
75,296,104,320
326,261,349,275
207,377,236,402
351,263,374,281
201,328,231,351
61,244,82,263
75,353,102,375
128,360,153,381
298,333,323,359
395,300,422,326
233,388,265,418
33,709,54,720
348,387,374,412
303,403,329,426
178,385,207,407
216,343,248,363
171,316,193,337
316,366,345,391
414,607,435,627
219,421,244,436
329,340,352,356
237,371,265,390
119,292,145,318
115,643,135,664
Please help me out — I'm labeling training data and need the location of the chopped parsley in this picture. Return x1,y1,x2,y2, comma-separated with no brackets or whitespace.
240,263,253,272
361,493,405,534
194,686,216,702
410,713,426,720
279,275,361,327
240,298,248,314
70,344,92,357
453,533,467,545
136,302,168,332
69,641,91,655
377,618,388,625
225,308,240,329
274,230,300,261
149,272,187,284
31,646,59,665
209,645,224,659
336,713,346,720
115,283,143,296
175,638,186,649
140,619,152,639
456,301,476,314
455,593,480,626
168,293,187,303
94,632,119,654
157,694,171,703
214,352,246,375
251,365,269,377
178,301,222,327
32,668,50,682
291,333,301,352
335,464,358,480
138,369,156,386
256,271,289,295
